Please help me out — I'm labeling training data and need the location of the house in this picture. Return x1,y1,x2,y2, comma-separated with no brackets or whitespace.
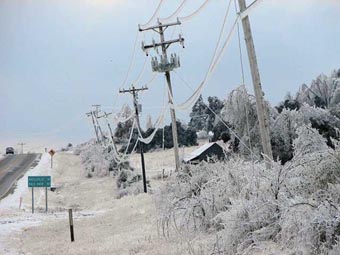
183,142,227,164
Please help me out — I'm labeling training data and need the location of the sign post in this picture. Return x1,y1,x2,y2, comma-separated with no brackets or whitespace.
45,187,48,212
49,149,55,168
32,187,34,213
28,176,51,213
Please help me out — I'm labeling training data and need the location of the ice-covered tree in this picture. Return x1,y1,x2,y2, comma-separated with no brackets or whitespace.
296,69,340,108
271,108,297,163
221,86,265,157
293,124,328,156
276,92,300,113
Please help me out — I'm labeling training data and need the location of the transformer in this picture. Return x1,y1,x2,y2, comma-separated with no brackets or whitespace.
151,53,180,72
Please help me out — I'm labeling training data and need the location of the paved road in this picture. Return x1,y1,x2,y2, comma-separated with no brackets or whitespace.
0,154,40,199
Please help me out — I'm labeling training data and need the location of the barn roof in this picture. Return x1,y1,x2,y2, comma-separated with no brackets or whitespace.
183,142,224,163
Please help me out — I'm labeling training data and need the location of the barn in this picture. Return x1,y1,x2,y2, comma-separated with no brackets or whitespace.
183,142,226,164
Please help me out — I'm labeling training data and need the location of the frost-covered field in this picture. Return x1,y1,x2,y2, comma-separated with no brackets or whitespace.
0,147,204,254
1,132,339,255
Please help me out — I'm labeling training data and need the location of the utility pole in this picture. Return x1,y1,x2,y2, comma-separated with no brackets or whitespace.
237,0,273,168
92,104,106,145
119,85,148,193
18,142,26,154
86,111,100,143
139,18,184,171
97,112,119,153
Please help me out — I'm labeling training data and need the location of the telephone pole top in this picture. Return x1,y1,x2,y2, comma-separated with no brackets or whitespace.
92,104,101,118
86,104,106,144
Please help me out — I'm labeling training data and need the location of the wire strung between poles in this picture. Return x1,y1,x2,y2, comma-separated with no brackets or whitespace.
179,0,212,21
105,117,137,164
168,14,238,111
132,56,149,85
136,101,169,144
159,0,187,22
139,0,165,29
173,70,261,161
164,0,234,111
165,0,264,112
119,31,140,89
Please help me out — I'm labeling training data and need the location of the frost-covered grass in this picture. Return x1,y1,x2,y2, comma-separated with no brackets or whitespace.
74,141,112,177
74,140,145,198
157,126,340,254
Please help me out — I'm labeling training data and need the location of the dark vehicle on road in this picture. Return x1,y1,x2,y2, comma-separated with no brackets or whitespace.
5,147,14,154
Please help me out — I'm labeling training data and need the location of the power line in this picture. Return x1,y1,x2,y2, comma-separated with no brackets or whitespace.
173,70,261,161
159,0,187,22
167,13,238,112
139,0,165,29
179,0,212,21
119,31,140,89
234,0,245,85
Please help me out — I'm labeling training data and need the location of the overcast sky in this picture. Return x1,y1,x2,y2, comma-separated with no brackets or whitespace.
1,0,339,152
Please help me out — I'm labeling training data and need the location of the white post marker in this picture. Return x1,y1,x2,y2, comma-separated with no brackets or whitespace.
19,196,23,210
49,149,56,168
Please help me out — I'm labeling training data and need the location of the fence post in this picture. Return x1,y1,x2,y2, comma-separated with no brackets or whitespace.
68,209,75,242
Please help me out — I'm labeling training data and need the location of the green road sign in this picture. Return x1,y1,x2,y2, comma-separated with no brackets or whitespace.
28,176,51,187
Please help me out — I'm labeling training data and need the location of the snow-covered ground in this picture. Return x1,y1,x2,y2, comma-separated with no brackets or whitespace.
129,145,199,179
0,147,204,254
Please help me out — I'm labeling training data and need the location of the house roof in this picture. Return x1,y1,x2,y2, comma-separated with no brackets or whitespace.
183,142,223,162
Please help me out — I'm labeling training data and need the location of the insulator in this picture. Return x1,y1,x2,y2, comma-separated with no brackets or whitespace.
179,34,185,48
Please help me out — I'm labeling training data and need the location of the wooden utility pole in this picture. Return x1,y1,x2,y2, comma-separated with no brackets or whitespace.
18,142,26,154
97,112,120,155
86,111,100,143
119,85,148,193
92,105,106,145
237,0,273,168
139,19,184,171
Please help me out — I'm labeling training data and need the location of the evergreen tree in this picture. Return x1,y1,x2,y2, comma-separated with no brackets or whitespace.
206,96,224,131
120,121,198,153
146,114,153,130
188,95,208,131
276,93,300,113
296,69,340,108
